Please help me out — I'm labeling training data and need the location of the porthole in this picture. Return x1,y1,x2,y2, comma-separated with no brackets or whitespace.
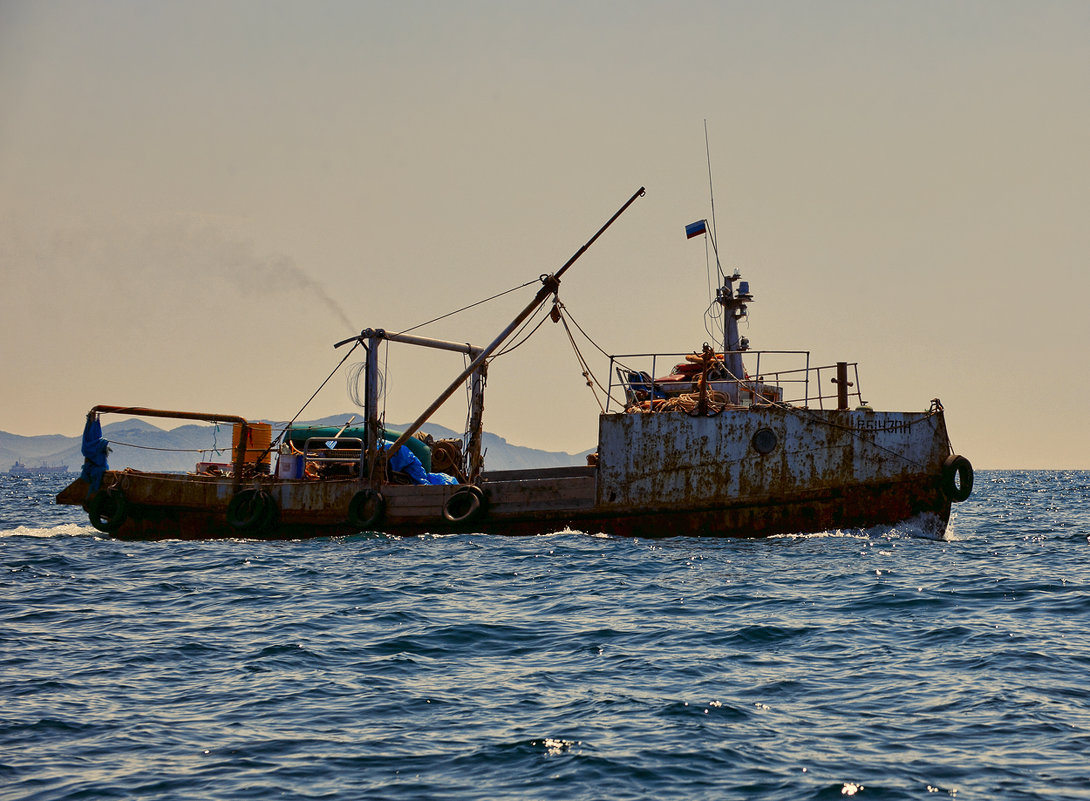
751,428,778,455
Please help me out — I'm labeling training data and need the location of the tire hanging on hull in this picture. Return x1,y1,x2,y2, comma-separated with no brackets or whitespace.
443,485,485,524
347,489,386,530
226,489,279,534
88,487,128,533
942,454,974,503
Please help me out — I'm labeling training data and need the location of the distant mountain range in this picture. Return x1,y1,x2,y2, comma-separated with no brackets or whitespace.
2,415,592,474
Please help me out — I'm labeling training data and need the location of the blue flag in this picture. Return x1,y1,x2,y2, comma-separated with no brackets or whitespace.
685,219,707,239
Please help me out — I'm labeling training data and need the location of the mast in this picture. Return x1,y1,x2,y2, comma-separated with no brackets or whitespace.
698,124,751,401
687,216,751,402
466,362,486,482
334,329,487,485
717,273,752,403
382,186,646,468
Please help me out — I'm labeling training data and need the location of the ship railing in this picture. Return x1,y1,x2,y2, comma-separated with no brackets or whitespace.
606,352,864,412
86,405,260,491
301,437,363,467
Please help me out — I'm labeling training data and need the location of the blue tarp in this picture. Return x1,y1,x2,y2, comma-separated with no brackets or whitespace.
79,414,109,494
379,440,458,486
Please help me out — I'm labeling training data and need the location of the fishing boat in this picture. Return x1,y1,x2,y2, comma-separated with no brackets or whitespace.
56,186,973,540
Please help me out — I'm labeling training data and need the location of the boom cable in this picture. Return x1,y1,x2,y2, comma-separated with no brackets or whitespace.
397,278,539,336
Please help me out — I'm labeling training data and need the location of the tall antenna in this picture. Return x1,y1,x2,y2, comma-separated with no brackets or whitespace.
703,120,723,281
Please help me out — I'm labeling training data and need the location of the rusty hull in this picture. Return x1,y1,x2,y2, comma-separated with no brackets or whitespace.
597,407,949,509
57,405,954,540
593,406,952,536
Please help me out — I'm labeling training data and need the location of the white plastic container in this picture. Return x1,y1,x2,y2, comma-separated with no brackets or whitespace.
277,453,304,479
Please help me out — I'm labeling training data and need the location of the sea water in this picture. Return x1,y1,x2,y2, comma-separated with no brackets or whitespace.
1,471,1088,800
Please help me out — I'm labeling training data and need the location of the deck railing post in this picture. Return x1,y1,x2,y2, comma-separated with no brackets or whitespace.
835,361,850,411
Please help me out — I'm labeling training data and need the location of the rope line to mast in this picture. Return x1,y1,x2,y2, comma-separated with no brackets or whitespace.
488,296,553,359
95,440,218,454
396,279,539,336
553,302,625,412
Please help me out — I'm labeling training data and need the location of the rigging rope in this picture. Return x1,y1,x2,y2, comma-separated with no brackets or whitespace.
551,302,651,384
289,340,359,429
397,278,539,335
488,296,553,359
99,440,214,454
560,308,616,411
556,308,605,413
549,300,629,411
556,303,611,360
552,303,639,408
259,340,361,466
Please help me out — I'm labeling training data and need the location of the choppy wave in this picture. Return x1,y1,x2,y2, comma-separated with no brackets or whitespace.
1,471,1088,800
1,523,97,539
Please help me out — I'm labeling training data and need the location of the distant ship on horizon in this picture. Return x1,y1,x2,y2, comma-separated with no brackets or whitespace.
8,461,69,475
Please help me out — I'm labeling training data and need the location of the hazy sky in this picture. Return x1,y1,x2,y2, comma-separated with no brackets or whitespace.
2,1,1087,468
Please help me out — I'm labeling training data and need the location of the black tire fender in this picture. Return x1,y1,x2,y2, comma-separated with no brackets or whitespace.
942,454,974,503
443,485,485,524
88,487,128,533
347,489,386,530
227,489,276,533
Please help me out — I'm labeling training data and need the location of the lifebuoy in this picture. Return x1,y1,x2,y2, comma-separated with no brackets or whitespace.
942,454,974,503
227,489,278,533
88,487,128,533
347,489,386,530
443,485,485,524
